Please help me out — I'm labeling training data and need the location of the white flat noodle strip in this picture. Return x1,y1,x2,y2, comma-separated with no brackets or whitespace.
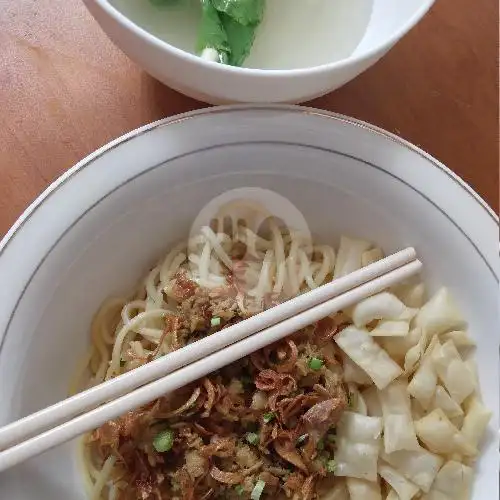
334,439,380,482
407,336,439,408
362,386,383,417
346,477,382,500
431,340,475,404
378,463,420,500
432,386,463,419
403,327,430,375
399,282,426,308
333,235,372,279
425,461,473,500
337,412,383,441
460,397,492,449
379,327,422,362
343,354,373,385
351,292,409,327
347,384,368,415
370,320,410,337
464,358,480,395
380,448,444,492
335,326,403,389
415,288,466,336
439,330,475,348
379,380,420,453
334,412,382,482
414,409,477,457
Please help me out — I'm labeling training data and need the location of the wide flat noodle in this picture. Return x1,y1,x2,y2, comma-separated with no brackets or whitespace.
414,288,466,336
424,460,473,500
351,292,415,328
431,386,463,419
431,340,475,404
380,447,443,492
370,320,410,337
460,397,492,449
333,236,372,279
407,336,439,408
378,463,420,500
343,354,372,386
334,412,382,482
335,326,402,389
361,386,383,417
346,477,382,500
378,380,420,453
414,409,477,457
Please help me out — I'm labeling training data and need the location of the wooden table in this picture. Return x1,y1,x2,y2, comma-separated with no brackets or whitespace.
0,0,498,238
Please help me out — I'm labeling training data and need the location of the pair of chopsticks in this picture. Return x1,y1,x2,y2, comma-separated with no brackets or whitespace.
0,247,421,473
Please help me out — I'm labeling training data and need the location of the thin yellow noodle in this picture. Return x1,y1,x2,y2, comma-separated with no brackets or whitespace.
249,249,274,299
159,242,187,283
121,300,146,324
313,245,334,285
78,437,95,497
90,455,116,500
201,226,233,268
107,310,168,378
145,265,161,303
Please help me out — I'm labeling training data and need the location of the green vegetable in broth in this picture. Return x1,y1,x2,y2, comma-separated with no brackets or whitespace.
150,0,266,66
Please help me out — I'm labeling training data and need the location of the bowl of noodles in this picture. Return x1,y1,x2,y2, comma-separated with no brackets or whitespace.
0,106,497,500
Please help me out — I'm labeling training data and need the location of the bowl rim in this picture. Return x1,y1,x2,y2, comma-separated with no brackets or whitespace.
1,104,497,263
85,0,436,75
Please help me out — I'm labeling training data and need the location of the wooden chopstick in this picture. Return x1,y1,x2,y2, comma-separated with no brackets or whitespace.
0,250,421,472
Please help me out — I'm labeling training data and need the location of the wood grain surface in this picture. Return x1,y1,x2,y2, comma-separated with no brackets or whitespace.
0,0,498,239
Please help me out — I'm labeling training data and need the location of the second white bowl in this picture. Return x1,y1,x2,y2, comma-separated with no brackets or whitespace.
83,0,435,104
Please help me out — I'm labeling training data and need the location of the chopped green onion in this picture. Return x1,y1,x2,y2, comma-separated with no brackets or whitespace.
211,316,221,327
246,432,259,445
327,433,336,443
347,392,355,408
262,412,275,423
308,357,323,371
251,479,266,500
326,459,337,473
296,434,309,447
316,439,325,451
153,429,174,452
235,485,245,496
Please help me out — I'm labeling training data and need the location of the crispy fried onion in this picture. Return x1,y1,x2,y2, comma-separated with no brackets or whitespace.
301,473,318,500
255,369,297,411
149,315,180,360
200,437,236,458
273,439,308,472
276,394,321,426
209,466,243,485
161,388,202,418
302,398,346,443
263,339,299,373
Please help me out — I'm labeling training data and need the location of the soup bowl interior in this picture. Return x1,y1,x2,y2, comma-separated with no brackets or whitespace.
0,106,497,498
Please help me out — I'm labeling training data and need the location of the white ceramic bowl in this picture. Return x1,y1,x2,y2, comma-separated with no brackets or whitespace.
0,106,498,498
83,0,434,104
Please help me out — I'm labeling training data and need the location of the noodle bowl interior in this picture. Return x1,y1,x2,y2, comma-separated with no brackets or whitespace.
79,204,491,500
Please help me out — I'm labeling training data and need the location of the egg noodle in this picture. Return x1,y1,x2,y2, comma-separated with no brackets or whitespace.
77,199,491,500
